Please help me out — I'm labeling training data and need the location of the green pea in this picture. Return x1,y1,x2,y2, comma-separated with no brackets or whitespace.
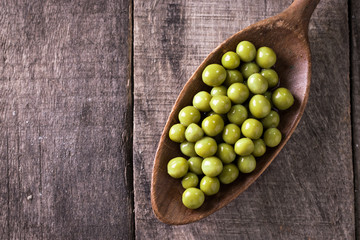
234,138,254,156
237,155,256,173
221,51,241,69
247,73,268,94
200,176,220,196
182,187,205,209
227,104,248,125
241,118,263,139
256,46,277,69
272,87,294,110
222,123,241,145
249,95,271,119
253,139,266,157
211,85,227,96
185,123,204,142
167,157,189,178
201,114,224,137
202,64,227,87
210,95,232,114
240,62,260,79
180,141,197,157
261,69,279,88
227,83,250,104
264,128,282,147
181,172,199,189
261,110,280,129
224,70,243,87
169,123,186,143
194,137,218,158
216,143,236,164
193,91,212,112
178,106,201,127
188,157,203,175
201,156,223,177
236,41,256,62
219,164,239,184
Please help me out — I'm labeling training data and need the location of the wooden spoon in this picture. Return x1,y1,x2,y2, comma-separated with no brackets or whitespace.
151,0,320,225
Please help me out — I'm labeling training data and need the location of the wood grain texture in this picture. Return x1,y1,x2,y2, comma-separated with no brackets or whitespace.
351,0,360,238
0,0,133,239
134,0,354,239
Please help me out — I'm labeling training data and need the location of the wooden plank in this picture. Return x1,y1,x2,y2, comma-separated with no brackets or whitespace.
350,0,360,238
0,0,133,239
133,0,354,238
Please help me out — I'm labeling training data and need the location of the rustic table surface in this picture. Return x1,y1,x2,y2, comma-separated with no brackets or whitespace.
0,0,359,239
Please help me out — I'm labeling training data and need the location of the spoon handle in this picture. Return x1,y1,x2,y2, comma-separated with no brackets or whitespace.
282,0,320,35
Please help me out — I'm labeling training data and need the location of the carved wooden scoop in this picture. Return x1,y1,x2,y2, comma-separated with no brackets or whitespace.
151,0,320,225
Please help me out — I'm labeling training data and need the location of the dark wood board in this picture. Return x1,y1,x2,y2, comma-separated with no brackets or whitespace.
0,0,356,239
134,0,354,239
0,0,133,239
351,0,360,238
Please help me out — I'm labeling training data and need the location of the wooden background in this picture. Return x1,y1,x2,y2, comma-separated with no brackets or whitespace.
0,0,358,239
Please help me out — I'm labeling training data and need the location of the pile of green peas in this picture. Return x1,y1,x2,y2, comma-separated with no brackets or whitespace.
167,40,294,210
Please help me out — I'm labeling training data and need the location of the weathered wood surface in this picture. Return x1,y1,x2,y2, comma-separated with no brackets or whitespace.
0,0,133,239
134,0,354,239
351,0,360,238
0,0,357,239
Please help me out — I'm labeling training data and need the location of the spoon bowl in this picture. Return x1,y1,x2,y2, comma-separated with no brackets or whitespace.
152,0,320,225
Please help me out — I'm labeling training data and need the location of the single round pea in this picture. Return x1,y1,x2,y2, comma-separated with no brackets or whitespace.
193,91,212,112
202,64,227,87
181,172,199,189
241,118,263,139
237,155,256,173
182,187,205,209
185,123,204,142
178,106,201,127
201,156,223,177
188,157,203,175
169,123,186,143
236,41,256,62
211,85,227,96
227,104,248,125
249,95,271,119
272,87,294,110
234,137,254,156
216,143,236,164
180,141,197,157
222,123,241,144
221,51,241,69
261,110,280,129
194,137,218,158
261,69,279,88
264,128,282,147
167,157,188,178
240,62,260,79
227,83,250,104
253,139,266,157
219,164,239,184
201,114,224,137
209,95,232,114
247,73,268,94
256,46,277,69
224,70,243,87
200,176,220,196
